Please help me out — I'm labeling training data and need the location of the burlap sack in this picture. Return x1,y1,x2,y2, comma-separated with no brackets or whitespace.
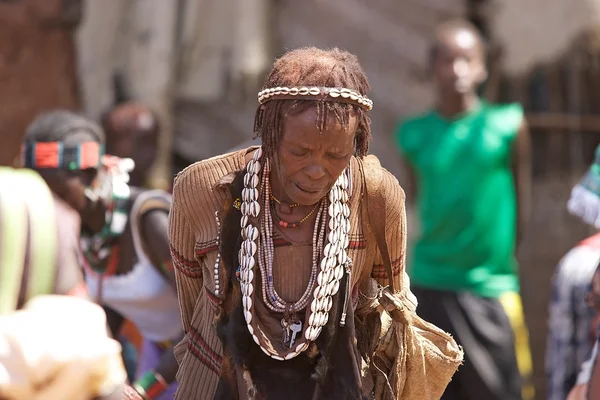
361,156,463,399
378,289,464,399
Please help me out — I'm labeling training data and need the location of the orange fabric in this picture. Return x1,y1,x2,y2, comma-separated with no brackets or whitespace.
121,319,143,353
79,142,101,169
32,142,60,168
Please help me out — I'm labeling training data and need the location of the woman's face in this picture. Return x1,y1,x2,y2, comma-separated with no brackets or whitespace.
272,106,357,206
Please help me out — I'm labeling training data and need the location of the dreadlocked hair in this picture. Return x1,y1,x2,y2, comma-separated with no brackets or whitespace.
254,47,372,159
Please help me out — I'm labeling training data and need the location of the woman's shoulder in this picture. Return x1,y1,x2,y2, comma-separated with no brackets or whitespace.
173,149,247,198
357,155,405,200
171,149,248,233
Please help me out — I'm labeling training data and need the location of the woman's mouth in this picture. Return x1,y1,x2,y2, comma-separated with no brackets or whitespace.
295,183,320,194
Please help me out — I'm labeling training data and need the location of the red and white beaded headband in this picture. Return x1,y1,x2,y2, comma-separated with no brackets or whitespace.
257,86,373,111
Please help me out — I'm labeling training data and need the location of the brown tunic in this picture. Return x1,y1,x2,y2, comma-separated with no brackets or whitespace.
168,148,407,399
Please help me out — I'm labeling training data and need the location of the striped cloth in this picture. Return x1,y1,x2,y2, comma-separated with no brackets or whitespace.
545,233,600,400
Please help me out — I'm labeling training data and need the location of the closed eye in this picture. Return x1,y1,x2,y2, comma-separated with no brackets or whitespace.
327,152,349,160
290,149,310,157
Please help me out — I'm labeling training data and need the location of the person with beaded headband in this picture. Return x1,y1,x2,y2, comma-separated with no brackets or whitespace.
22,110,182,400
168,47,461,399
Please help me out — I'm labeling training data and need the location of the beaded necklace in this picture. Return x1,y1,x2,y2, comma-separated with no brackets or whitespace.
270,199,319,229
236,147,352,360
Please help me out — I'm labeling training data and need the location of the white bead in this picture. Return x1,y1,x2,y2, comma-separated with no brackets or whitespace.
320,257,328,271
271,355,285,361
247,324,254,335
335,265,344,280
325,297,333,312
310,299,319,313
253,334,260,345
244,310,253,324
342,204,350,218
304,326,314,340
215,284,220,291
324,244,335,258
296,342,309,353
326,256,336,269
243,295,252,310
250,201,261,217
285,351,297,360
260,346,272,356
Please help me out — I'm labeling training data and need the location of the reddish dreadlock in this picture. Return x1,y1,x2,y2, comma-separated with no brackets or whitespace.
254,47,372,159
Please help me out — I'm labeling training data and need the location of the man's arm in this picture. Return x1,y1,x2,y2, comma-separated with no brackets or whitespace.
141,209,177,289
53,196,88,298
512,120,532,247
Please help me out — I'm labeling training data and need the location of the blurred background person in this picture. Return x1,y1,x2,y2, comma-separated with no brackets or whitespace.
22,110,181,400
394,20,533,400
101,101,160,189
546,143,600,400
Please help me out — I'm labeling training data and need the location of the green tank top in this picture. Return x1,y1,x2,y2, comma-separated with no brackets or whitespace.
395,101,523,297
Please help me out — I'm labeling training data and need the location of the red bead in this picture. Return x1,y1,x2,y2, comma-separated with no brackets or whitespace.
279,221,288,228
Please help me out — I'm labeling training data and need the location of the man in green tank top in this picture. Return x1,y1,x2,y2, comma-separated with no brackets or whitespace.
394,20,533,400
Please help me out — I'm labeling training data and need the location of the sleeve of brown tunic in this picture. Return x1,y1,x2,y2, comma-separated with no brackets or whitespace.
169,166,206,332
370,170,407,293
360,167,412,400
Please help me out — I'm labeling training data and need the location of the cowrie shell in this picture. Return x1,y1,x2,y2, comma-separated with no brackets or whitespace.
310,299,319,313
243,295,252,310
329,88,341,98
285,352,297,360
296,342,309,352
250,201,261,217
299,87,310,95
309,87,320,95
260,346,271,356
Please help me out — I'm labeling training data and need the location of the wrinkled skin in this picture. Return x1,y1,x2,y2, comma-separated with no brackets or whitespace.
270,106,357,207
268,106,357,244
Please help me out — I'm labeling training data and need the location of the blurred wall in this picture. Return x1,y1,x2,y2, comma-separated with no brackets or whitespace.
0,0,81,166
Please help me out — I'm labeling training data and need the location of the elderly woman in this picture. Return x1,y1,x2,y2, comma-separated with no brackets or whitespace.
169,47,460,400
22,111,180,400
